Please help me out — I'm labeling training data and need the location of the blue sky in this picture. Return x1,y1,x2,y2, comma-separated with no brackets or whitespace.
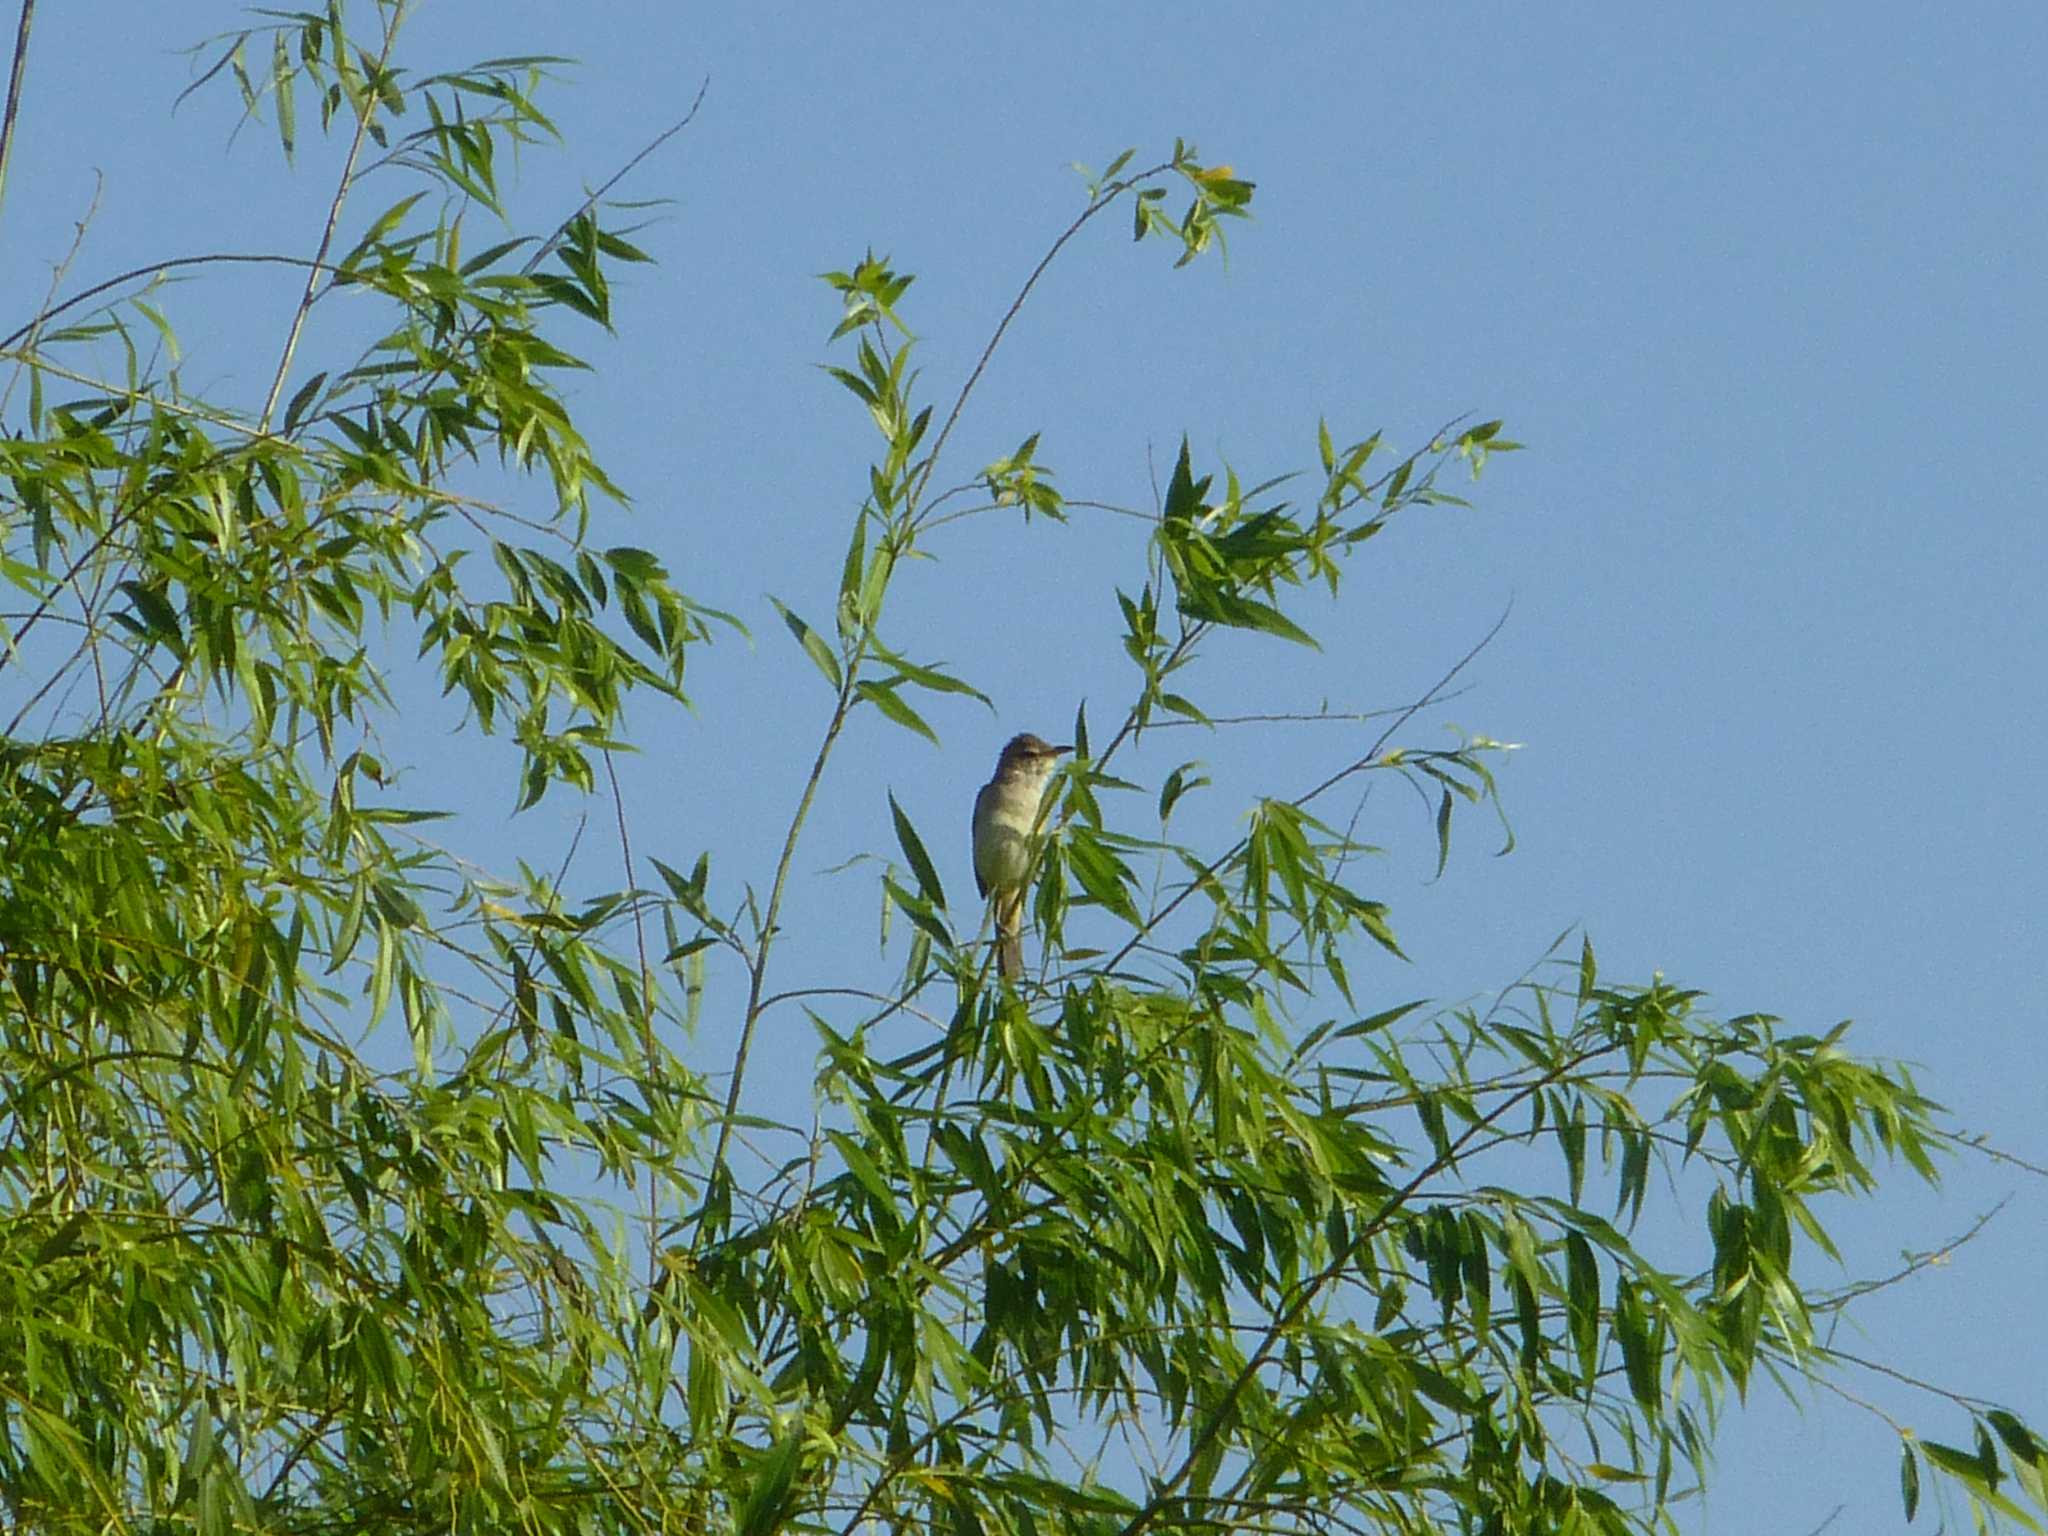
5,3,2044,1529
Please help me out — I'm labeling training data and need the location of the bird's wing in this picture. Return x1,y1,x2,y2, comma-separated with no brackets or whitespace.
971,780,995,898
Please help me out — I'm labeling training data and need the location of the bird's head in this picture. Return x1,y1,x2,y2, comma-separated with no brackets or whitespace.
995,733,1072,780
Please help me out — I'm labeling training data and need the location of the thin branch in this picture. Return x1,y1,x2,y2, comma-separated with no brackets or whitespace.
752,985,948,1036
905,162,1175,526
0,0,35,239
1295,601,1511,810
1813,1197,2009,1315
0,252,331,354
258,4,405,429
0,166,95,418
1147,697,1475,730
602,745,664,1293
707,684,858,1183
1083,607,1510,983
520,79,707,277
1952,1132,2048,1180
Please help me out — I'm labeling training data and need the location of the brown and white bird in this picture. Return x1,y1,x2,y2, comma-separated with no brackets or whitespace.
970,732,1071,979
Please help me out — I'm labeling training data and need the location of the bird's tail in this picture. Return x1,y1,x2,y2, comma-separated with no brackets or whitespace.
994,892,1024,980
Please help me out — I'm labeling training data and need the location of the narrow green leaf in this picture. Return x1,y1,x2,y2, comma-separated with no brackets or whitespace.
1334,999,1427,1041
1158,761,1209,823
735,1427,804,1536
1065,829,1139,925
118,581,183,650
889,792,946,908
769,597,843,690
1566,1230,1599,1387
272,32,296,158
1163,438,1204,523
855,680,938,745
882,875,953,950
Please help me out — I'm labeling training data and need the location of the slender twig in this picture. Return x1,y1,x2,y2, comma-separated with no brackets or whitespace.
0,351,287,441
0,252,331,354
520,79,706,278
0,0,35,238
1145,699,1474,729
258,3,405,429
906,161,1175,529
751,985,948,1035
602,749,656,1055
1820,1344,2009,1416
1812,1197,2008,1314
602,746,663,1288
1952,1133,2048,1179
0,167,95,418
707,684,859,1182
1080,608,1508,985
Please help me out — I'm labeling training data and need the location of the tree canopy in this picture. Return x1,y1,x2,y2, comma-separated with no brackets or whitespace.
0,5,2040,1534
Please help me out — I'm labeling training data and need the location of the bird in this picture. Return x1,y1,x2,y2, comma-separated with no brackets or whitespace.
970,732,1071,979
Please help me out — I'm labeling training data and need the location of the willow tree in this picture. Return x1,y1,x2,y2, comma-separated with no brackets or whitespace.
0,4,2038,1534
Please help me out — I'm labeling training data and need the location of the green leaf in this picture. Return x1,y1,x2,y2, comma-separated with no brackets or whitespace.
871,636,990,709
855,680,938,745
735,1427,804,1536
1158,761,1209,823
882,875,954,950
769,597,843,690
1162,437,1207,523
889,792,946,909
1065,829,1139,925
1189,588,1320,649
339,191,428,275
1565,1230,1599,1387
117,580,184,651
1901,1441,1920,1522
1334,999,1426,1040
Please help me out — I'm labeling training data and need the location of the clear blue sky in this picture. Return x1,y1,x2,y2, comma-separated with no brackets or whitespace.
5,3,2043,1529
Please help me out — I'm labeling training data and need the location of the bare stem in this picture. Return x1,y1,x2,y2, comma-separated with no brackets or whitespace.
907,161,1175,527
708,686,858,1184
0,0,36,240
257,3,405,429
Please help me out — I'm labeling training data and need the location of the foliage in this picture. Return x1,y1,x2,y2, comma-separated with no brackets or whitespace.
0,4,2040,1535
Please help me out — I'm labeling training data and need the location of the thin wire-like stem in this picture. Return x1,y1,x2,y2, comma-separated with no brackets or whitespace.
603,746,664,1289
520,79,706,278
0,0,36,238
707,682,858,1183
257,2,405,429
0,167,95,419
1,252,331,354
905,161,1174,529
